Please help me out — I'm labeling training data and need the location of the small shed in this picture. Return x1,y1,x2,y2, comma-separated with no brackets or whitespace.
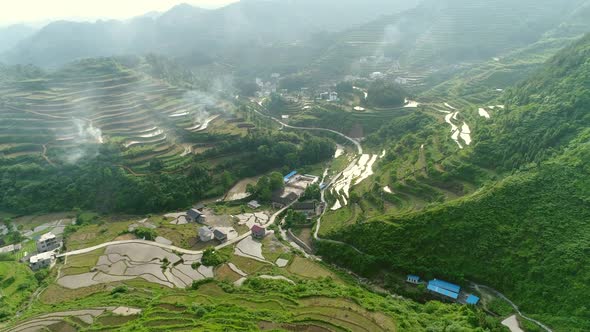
406,274,420,284
248,200,261,209
283,171,297,183
187,208,205,223
213,229,227,242
251,225,266,239
466,294,480,305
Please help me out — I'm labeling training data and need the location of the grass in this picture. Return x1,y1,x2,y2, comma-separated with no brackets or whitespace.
287,256,334,279
0,261,37,313
214,264,242,283
61,248,104,276
65,220,132,251
228,255,269,275
318,205,358,237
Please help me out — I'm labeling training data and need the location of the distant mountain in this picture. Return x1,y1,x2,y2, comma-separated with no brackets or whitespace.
304,0,590,78
0,24,36,53
1,0,423,67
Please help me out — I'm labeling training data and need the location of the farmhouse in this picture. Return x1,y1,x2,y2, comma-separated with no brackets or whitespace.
37,232,60,253
214,229,227,242
187,208,205,223
427,279,461,300
199,226,214,242
292,201,324,219
251,224,266,239
29,251,56,271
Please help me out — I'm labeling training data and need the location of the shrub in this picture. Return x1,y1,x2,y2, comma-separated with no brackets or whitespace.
110,285,128,295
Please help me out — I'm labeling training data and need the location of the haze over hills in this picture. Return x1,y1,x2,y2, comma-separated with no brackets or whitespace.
0,24,37,53
1,0,423,67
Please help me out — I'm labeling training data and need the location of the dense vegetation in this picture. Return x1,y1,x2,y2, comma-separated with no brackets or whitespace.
366,80,406,108
0,130,335,214
322,34,590,331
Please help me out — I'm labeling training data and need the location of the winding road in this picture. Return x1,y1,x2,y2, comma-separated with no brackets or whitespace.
472,282,552,332
250,102,363,155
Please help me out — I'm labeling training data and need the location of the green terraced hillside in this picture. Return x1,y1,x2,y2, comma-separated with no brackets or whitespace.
0,58,242,173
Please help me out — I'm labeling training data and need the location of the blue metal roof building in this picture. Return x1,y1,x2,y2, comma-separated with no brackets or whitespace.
427,279,461,300
427,284,459,299
406,274,421,284
429,279,461,293
284,171,297,182
466,294,480,305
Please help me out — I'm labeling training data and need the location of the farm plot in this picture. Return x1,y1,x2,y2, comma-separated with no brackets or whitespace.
57,243,212,289
330,153,383,210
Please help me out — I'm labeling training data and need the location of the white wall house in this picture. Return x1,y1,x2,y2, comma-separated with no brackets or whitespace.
29,251,56,271
36,232,60,253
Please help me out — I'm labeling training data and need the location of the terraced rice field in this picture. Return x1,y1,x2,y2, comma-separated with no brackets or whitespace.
0,59,234,173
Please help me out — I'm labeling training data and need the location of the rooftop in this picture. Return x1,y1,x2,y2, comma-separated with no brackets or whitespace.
427,284,459,300
428,279,461,294
30,251,55,264
284,171,297,182
466,294,480,305
251,224,265,232
39,232,56,242
187,208,203,218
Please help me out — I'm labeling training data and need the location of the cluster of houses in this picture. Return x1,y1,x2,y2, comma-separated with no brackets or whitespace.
2,232,63,271
184,207,232,244
406,275,480,305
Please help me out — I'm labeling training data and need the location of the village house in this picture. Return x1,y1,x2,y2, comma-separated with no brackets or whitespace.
213,229,227,242
199,226,214,242
187,208,205,223
251,224,266,239
292,201,324,219
37,232,60,253
29,251,56,271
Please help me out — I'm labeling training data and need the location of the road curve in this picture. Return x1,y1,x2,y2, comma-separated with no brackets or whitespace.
472,282,552,332
250,104,363,155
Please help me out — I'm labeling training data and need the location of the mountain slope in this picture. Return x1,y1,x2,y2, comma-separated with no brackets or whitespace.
319,34,590,331
0,24,36,53
304,0,590,80
1,0,422,67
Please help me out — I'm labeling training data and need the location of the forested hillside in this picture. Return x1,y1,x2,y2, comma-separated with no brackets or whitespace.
320,34,590,331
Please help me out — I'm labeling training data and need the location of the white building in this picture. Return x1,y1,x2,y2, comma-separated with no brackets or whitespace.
199,226,214,242
29,251,56,271
37,232,60,253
